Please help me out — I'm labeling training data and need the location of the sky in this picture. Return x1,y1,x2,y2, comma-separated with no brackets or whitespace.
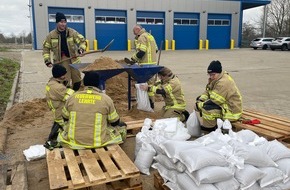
0,0,263,37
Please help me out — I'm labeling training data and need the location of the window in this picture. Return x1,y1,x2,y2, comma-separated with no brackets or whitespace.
95,16,126,24
174,18,198,25
48,14,84,23
208,19,230,26
137,17,164,25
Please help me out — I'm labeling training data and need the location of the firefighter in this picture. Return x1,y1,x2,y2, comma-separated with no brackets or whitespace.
140,67,189,122
57,71,127,149
195,60,243,131
44,64,74,149
42,12,87,91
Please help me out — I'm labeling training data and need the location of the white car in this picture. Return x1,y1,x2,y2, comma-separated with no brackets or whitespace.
250,38,274,50
270,37,290,51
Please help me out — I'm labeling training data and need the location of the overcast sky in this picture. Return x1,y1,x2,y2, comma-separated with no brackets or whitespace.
0,0,262,37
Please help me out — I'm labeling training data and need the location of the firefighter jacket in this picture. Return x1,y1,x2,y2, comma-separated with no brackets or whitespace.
45,78,74,125
198,71,243,121
42,27,87,64
132,28,158,64
149,75,186,111
58,86,123,149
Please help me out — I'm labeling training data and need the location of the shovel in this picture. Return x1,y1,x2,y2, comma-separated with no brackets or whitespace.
54,39,114,64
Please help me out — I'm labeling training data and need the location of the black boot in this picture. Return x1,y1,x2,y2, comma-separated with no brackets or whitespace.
149,99,154,109
73,81,81,91
182,110,190,122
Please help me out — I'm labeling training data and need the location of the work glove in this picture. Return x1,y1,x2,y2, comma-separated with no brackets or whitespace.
124,57,135,65
45,61,52,67
78,48,85,55
118,121,127,127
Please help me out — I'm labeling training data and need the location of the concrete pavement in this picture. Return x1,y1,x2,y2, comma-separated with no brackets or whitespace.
19,49,290,119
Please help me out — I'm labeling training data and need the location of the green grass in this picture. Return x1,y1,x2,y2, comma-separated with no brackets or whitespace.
0,57,20,105
0,47,8,52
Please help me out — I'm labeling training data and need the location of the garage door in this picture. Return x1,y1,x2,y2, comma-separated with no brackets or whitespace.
95,9,127,50
173,13,200,50
207,14,231,49
136,11,165,50
48,8,85,37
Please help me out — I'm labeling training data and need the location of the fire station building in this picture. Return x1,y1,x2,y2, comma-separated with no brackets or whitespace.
30,0,270,50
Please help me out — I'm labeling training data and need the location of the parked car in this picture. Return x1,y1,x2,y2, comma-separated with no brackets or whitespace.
270,37,290,51
250,37,274,50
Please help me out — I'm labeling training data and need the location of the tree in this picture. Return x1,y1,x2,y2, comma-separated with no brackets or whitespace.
242,21,259,47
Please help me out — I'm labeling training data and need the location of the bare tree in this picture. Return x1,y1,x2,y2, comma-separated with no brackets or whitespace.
266,0,290,36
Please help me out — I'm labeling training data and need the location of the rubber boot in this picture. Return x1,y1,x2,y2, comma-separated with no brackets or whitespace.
73,81,81,91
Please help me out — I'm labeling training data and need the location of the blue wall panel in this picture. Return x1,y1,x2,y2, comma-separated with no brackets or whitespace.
207,14,231,49
173,12,200,50
48,7,85,37
137,11,165,50
95,9,127,50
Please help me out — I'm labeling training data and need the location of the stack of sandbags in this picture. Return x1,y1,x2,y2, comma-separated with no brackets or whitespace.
150,120,290,190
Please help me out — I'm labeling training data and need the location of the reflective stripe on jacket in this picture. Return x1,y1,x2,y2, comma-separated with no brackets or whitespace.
201,71,242,121
42,27,87,64
59,86,122,149
132,28,158,64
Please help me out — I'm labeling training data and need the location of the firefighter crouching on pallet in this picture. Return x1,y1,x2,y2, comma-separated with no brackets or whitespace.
140,67,189,122
57,71,127,149
195,60,243,131
44,64,74,149
42,12,87,91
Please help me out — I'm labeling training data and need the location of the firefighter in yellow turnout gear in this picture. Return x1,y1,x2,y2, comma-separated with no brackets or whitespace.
131,24,158,65
45,64,74,149
42,12,87,91
141,67,189,122
195,60,243,131
58,72,127,149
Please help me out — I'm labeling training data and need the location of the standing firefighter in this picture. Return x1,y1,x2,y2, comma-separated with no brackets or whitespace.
140,67,189,122
195,60,243,131
42,12,87,91
130,24,158,65
58,71,127,149
44,64,74,149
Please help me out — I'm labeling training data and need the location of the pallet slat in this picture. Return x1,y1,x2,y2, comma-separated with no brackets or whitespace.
0,164,8,190
79,149,106,183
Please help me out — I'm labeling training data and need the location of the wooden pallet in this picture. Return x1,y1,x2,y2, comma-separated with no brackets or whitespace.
125,120,145,138
46,144,141,190
232,109,290,148
0,161,28,190
153,172,170,190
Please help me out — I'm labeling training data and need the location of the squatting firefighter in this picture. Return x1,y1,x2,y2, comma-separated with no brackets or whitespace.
58,71,127,149
42,12,87,91
44,64,74,149
140,67,189,122
195,60,243,131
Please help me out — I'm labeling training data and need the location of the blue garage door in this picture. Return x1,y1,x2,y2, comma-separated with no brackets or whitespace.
48,8,85,37
207,14,231,49
136,11,165,50
95,10,127,50
173,13,200,50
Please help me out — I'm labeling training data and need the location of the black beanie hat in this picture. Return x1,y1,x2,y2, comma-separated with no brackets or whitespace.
52,64,67,78
83,72,100,88
55,12,66,23
207,60,222,73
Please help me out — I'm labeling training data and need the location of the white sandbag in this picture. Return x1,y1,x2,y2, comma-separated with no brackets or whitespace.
176,173,218,190
159,140,202,163
258,140,290,161
214,177,240,190
236,130,259,144
276,158,290,183
188,165,234,185
235,164,266,190
23,144,46,161
186,111,201,137
277,179,290,190
135,83,154,112
170,121,191,141
152,162,178,183
258,167,284,188
134,143,156,175
178,147,228,172
222,119,232,130
154,154,186,172
165,181,181,190
229,140,277,167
